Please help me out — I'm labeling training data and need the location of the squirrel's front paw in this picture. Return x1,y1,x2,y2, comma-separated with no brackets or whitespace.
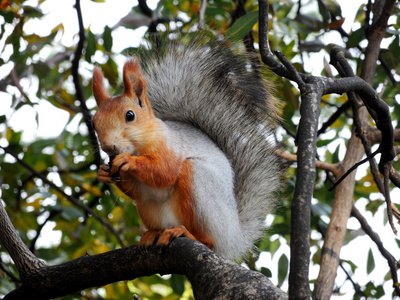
97,164,118,184
109,153,134,175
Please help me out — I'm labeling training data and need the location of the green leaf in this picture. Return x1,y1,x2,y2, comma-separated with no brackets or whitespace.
311,201,332,216
22,6,44,19
331,143,340,164
367,248,375,275
323,0,342,17
365,199,384,216
347,27,365,48
226,10,259,41
170,274,185,296
103,25,113,52
100,57,119,88
7,128,22,145
61,206,85,221
269,238,281,258
293,14,324,33
277,253,289,288
0,10,15,23
85,30,97,63
261,267,272,278
317,0,330,27
388,36,400,59
342,259,358,273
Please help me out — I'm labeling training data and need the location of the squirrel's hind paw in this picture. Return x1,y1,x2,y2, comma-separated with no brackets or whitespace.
139,226,196,253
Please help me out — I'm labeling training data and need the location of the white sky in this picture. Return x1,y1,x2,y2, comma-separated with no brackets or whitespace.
1,0,399,299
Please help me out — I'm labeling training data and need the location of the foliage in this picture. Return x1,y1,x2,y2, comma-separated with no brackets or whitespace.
0,0,399,299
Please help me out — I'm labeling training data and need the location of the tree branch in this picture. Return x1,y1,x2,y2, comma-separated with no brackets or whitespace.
0,200,45,279
314,1,397,296
198,0,207,29
351,205,400,296
72,0,101,167
0,202,288,300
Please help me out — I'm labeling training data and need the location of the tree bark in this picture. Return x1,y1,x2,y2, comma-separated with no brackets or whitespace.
313,1,396,298
0,198,287,300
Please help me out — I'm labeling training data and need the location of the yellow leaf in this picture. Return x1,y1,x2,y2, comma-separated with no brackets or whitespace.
24,34,46,44
321,94,330,102
92,239,110,254
51,23,64,35
104,284,117,298
25,198,42,210
6,127,12,142
72,244,91,259
82,183,103,197
109,206,124,223
336,94,348,104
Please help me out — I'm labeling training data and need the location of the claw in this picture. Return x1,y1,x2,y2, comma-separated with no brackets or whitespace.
111,175,121,182
116,162,126,174
138,226,197,255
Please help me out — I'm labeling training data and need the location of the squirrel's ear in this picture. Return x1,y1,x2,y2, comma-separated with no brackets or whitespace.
92,66,109,107
123,59,148,107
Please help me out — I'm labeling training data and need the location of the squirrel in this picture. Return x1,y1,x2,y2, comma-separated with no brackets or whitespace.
92,38,283,260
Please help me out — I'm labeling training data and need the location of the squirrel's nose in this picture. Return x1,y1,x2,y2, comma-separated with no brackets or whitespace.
101,144,119,157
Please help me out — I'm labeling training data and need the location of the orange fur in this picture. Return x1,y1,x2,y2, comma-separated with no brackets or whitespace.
113,141,214,249
93,60,214,251
170,160,214,249
122,59,147,108
92,67,109,106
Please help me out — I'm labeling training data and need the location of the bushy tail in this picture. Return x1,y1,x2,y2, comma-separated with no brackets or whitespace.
137,36,283,254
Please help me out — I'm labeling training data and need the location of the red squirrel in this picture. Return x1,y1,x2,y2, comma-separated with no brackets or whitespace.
92,39,282,260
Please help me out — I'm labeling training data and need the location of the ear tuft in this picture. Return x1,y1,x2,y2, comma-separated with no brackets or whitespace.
123,58,147,102
92,66,110,107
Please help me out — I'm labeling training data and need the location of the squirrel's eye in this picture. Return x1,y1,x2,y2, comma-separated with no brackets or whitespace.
125,110,135,122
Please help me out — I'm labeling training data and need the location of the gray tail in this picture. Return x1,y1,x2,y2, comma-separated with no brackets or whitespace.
137,36,283,255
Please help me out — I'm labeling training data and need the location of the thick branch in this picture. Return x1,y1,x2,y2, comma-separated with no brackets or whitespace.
3,236,288,300
258,1,318,298
289,84,320,299
313,127,365,299
314,0,397,295
0,201,45,280
361,0,396,85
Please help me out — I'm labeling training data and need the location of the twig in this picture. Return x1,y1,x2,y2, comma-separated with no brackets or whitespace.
351,205,400,296
318,101,351,136
1,146,126,247
277,150,338,174
10,68,31,103
198,0,207,30
29,210,58,252
274,50,306,88
329,149,379,191
383,162,397,234
258,0,293,79
0,260,20,283
72,0,101,167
